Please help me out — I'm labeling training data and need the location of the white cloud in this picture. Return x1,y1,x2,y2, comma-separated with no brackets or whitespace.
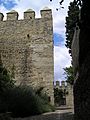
54,45,71,81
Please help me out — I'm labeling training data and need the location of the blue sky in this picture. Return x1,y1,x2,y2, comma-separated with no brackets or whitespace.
54,33,64,46
0,0,72,82
0,0,17,9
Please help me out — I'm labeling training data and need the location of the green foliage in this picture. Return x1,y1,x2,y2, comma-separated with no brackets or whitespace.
0,85,54,117
65,1,79,54
35,87,50,102
54,88,64,104
35,87,44,96
0,55,54,117
0,56,15,92
64,66,74,85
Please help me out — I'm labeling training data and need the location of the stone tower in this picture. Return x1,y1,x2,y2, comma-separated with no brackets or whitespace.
55,81,74,107
0,7,54,104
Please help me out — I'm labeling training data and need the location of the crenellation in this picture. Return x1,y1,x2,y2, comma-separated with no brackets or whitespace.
40,7,52,19
61,81,65,87
56,81,60,86
24,9,35,20
0,8,52,22
7,10,19,20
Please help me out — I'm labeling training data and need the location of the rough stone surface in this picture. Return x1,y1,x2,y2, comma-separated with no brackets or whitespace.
71,26,79,76
55,81,74,107
0,8,54,104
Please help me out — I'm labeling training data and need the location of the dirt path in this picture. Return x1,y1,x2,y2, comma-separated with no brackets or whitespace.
13,106,74,120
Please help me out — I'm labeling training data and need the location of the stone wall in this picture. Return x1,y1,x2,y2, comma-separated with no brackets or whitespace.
0,8,54,104
55,81,74,107
71,26,80,77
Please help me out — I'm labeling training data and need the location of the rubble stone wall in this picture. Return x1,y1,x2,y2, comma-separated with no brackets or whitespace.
0,8,54,104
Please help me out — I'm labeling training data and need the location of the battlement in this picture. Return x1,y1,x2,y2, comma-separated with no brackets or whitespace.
0,7,52,21
55,80,72,89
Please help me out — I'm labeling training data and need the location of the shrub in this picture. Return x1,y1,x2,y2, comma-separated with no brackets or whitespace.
0,57,54,117
0,61,15,92
0,86,54,117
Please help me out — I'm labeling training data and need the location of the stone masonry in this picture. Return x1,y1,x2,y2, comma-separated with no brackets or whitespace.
54,81,74,107
0,7,54,104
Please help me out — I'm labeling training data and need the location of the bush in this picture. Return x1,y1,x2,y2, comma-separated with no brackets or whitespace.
0,56,54,117
0,86,54,118
0,65,15,92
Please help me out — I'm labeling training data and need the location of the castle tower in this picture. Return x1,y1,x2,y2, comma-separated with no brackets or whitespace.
0,8,54,105
7,10,18,20
0,12,4,21
24,9,35,20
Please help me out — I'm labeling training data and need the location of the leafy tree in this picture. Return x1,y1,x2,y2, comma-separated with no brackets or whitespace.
64,66,74,85
54,88,63,104
54,87,68,106
65,1,79,54
49,0,80,54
